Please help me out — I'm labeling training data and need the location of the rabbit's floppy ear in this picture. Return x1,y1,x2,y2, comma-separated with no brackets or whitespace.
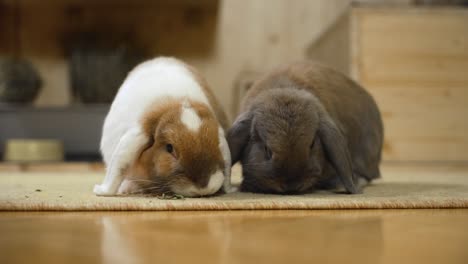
318,113,360,194
94,126,149,196
227,111,253,165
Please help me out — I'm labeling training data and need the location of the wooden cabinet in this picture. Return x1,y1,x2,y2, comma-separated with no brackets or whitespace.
309,7,468,161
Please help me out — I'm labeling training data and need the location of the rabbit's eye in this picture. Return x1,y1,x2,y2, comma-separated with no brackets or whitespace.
264,145,273,160
166,144,178,158
166,144,174,153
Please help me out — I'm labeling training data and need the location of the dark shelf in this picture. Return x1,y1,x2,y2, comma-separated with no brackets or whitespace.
0,104,110,161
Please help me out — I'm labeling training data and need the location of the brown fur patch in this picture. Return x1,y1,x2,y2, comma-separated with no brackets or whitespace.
132,98,224,192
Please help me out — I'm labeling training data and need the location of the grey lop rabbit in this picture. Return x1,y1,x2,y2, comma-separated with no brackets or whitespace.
227,61,383,194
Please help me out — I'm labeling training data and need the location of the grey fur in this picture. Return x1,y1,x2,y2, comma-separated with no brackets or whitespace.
227,61,383,194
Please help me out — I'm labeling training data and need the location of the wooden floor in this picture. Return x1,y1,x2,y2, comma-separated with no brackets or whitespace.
1,210,467,264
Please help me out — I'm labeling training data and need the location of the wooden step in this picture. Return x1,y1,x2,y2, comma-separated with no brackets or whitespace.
308,7,468,162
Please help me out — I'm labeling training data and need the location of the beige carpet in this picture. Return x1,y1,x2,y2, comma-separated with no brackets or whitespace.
1,164,468,210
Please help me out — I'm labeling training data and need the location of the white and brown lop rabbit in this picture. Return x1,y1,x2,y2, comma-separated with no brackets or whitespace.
94,57,233,197
227,61,383,194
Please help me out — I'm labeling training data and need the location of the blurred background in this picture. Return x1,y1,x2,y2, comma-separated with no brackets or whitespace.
0,0,467,165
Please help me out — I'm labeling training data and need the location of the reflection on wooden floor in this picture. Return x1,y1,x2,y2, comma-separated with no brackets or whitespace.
1,210,468,264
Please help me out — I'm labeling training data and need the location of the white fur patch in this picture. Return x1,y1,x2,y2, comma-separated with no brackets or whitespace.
172,170,224,197
117,179,140,195
94,126,148,196
218,127,235,193
180,101,202,132
205,170,225,194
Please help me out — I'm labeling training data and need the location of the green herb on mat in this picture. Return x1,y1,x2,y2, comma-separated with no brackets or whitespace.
156,193,185,200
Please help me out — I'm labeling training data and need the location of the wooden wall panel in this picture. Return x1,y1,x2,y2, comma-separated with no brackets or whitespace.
353,8,468,161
